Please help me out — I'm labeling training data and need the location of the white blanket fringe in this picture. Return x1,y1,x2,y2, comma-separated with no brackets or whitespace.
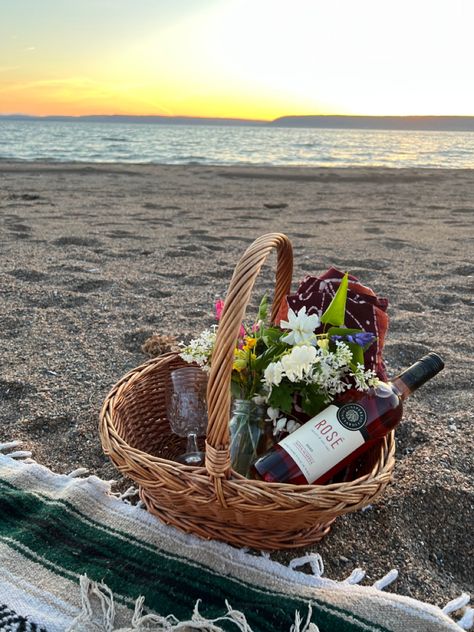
372,569,399,590
66,575,318,632
0,441,23,451
68,467,90,478
443,594,471,615
0,440,32,459
343,568,366,585
288,553,324,578
443,593,474,630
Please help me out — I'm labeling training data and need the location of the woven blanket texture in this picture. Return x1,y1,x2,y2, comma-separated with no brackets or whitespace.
0,446,471,632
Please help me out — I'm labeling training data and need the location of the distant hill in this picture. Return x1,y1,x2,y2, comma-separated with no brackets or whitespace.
1,113,473,131
0,114,265,126
270,115,474,132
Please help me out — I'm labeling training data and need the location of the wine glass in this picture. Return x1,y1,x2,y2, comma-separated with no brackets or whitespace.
167,366,208,466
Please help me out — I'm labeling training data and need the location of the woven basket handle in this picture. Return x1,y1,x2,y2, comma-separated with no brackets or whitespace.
205,233,293,499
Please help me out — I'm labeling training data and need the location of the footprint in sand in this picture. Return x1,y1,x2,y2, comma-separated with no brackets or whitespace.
7,193,42,202
331,258,389,271
400,486,473,585
0,315,26,339
451,264,474,276
364,226,384,234
224,207,254,212
451,207,473,214
10,223,31,232
203,243,226,252
148,289,173,299
3,216,32,239
187,232,215,242
182,275,211,286
395,423,430,458
396,302,425,313
165,248,195,257
21,414,70,432
142,203,181,210
106,230,146,241
388,315,425,334
53,236,102,248
25,294,90,309
122,329,155,353
5,217,32,234
0,379,36,400
382,238,410,250
263,203,289,209
71,279,113,293
383,341,432,366
8,268,48,282
291,232,312,239
426,292,463,309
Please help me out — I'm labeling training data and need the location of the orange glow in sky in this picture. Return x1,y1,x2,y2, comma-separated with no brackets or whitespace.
1,0,473,119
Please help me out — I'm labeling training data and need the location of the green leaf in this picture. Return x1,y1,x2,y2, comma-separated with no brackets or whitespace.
300,385,328,417
230,380,242,399
257,294,268,323
267,382,293,414
326,326,370,368
261,327,284,347
252,342,285,373
320,272,349,327
347,342,365,369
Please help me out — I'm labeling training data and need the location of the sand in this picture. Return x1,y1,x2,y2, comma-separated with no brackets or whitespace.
0,161,473,608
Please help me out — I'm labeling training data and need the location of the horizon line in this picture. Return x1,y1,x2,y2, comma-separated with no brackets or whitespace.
2,113,474,121
2,113,474,133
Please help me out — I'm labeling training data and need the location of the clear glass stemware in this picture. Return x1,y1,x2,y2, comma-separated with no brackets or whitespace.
167,366,208,466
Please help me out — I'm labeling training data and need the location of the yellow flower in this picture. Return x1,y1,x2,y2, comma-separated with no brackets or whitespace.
242,336,257,351
233,348,248,372
317,336,329,350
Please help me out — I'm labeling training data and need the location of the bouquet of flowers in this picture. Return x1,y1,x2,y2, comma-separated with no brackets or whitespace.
179,269,386,477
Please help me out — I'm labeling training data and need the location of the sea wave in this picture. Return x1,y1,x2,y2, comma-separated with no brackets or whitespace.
0,120,473,168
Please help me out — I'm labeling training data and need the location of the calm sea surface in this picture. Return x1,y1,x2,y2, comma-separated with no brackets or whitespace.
0,120,473,168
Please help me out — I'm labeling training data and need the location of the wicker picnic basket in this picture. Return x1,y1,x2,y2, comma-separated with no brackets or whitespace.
100,232,396,549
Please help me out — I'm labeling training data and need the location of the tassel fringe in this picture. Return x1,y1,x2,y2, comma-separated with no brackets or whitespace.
66,576,318,632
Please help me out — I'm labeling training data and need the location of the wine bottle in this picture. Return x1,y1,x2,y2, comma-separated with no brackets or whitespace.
254,352,444,485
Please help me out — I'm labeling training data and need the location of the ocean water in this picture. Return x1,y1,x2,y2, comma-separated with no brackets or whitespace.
0,119,473,168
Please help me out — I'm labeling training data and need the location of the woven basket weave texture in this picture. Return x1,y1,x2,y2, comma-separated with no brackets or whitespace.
100,233,395,549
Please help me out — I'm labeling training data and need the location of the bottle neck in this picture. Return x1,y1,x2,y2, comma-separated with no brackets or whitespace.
390,352,444,400
390,375,413,400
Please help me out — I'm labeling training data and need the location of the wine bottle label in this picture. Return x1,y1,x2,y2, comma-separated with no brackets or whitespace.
278,404,365,484
337,403,367,430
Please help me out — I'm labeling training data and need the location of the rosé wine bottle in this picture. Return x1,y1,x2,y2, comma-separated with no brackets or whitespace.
254,353,444,485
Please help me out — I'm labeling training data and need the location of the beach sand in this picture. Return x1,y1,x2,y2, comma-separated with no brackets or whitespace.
0,161,473,607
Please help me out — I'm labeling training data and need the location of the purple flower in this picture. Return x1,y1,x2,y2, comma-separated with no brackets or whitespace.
331,332,376,347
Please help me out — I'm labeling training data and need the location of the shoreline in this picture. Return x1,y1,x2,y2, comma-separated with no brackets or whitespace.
1,157,473,171
0,161,472,607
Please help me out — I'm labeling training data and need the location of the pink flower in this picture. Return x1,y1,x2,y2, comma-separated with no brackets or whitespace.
215,299,225,320
215,299,245,338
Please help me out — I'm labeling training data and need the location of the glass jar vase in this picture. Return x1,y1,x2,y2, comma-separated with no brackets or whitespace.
229,399,273,478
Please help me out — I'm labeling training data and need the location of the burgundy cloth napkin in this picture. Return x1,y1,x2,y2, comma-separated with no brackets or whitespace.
280,267,389,380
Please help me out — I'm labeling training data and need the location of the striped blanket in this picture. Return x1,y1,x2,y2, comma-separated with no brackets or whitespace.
0,445,471,632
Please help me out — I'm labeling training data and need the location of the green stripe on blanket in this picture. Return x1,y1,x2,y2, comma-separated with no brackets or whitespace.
0,450,468,632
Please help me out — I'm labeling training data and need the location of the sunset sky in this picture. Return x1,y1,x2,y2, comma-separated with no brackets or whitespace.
1,0,473,120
